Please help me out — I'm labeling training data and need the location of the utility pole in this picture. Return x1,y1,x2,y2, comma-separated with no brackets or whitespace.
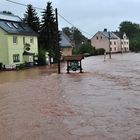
55,8,61,74
108,31,111,59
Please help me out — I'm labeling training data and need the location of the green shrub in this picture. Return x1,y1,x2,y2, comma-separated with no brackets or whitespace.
16,63,25,70
38,48,46,65
72,47,80,55
95,48,105,55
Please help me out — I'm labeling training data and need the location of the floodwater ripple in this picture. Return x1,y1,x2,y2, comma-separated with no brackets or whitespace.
0,53,140,140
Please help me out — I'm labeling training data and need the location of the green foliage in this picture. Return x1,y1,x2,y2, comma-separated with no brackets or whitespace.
79,43,96,55
95,48,105,55
130,39,140,52
72,43,98,56
119,21,140,38
39,2,60,63
119,21,140,52
62,26,88,47
16,63,25,70
72,47,80,55
37,48,46,65
23,4,40,32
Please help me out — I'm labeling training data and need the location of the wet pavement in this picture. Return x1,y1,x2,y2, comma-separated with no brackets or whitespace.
0,53,140,140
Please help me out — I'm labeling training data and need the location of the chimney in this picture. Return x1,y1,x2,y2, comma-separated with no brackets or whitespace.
104,28,107,32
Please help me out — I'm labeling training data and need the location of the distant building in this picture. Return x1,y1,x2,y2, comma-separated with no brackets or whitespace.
0,12,38,68
60,31,73,57
91,29,129,53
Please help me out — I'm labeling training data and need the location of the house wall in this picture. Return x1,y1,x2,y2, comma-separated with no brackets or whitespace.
91,31,129,53
121,39,129,52
91,32,110,52
0,28,9,65
110,39,120,52
7,35,38,65
61,47,72,56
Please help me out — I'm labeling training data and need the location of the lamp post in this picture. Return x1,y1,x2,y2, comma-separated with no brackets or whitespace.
108,31,111,59
55,8,61,74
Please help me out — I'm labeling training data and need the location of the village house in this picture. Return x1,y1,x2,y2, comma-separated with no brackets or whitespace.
91,29,129,53
0,12,38,69
60,31,73,58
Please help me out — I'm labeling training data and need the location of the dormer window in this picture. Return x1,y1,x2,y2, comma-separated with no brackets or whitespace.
13,23,18,29
6,22,12,28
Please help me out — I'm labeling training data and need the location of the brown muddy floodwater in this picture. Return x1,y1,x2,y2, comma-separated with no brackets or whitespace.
0,53,140,140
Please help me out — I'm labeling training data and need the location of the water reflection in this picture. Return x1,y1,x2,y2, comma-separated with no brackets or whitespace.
0,64,58,84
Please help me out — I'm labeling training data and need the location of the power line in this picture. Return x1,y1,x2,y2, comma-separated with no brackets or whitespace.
5,0,92,36
5,0,43,10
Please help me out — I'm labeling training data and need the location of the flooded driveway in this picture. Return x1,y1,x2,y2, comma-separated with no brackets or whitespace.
0,53,140,140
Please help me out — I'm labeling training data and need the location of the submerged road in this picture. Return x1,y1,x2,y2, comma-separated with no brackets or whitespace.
0,53,140,140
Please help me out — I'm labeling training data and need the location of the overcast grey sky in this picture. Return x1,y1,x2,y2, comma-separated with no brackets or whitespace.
0,0,140,38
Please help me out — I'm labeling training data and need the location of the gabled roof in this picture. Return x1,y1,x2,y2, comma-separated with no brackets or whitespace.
0,13,38,36
113,32,128,39
60,31,72,48
99,31,119,39
113,31,123,38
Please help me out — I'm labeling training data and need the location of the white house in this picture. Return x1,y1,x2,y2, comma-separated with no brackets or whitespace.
91,29,129,53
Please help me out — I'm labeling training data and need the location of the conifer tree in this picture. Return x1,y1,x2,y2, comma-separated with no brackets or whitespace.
39,2,59,63
23,4,40,32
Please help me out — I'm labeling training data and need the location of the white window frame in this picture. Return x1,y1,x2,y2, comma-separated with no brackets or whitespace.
30,37,34,44
13,36,18,44
13,54,20,63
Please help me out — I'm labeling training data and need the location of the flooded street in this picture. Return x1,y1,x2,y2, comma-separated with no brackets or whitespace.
0,53,140,140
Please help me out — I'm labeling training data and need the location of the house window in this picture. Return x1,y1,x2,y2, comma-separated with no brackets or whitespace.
110,47,112,51
13,36,17,44
96,36,98,40
13,54,20,62
6,22,12,28
114,41,116,45
110,41,112,45
13,23,18,29
30,37,34,44
121,41,123,44
100,36,102,39
114,47,116,51
23,37,25,44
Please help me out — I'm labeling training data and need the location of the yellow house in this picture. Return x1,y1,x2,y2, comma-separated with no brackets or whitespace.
0,12,38,68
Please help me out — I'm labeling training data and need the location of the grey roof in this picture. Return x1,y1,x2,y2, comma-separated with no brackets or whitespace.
100,31,119,39
113,32,128,39
0,12,21,22
60,31,72,48
0,13,38,36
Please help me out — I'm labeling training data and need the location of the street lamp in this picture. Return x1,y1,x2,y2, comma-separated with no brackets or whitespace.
108,31,111,59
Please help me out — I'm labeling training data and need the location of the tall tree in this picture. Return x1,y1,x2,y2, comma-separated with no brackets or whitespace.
119,21,140,38
39,2,59,63
119,21,140,52
62,26,88,47
23,4,40,32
